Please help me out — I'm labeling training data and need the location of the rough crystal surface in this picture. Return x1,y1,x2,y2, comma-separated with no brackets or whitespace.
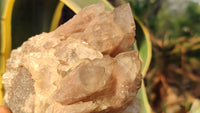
3,3,141,113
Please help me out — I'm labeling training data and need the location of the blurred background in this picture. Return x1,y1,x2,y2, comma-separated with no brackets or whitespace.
116,0,200,112
1,0,200,112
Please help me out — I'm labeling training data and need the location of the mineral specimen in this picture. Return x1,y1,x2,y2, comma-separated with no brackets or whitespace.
3,3,142,113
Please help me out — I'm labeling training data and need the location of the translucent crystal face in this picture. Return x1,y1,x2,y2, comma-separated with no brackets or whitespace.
3,3,141,113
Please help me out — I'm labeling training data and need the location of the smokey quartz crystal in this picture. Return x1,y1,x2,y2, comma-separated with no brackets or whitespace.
3,3,142,113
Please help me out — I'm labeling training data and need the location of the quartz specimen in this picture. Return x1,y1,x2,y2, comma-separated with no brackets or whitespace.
3,3,142,113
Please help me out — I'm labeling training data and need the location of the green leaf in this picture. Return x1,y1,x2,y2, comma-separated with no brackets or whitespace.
11,0,58,49
50,2,64,31
61,0,114,13
0,0,15,105
135,17,152,113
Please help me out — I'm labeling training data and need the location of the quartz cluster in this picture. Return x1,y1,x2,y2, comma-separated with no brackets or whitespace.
3,3,142,113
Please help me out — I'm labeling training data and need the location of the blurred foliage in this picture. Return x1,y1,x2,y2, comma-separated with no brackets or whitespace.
123,0,200,113
126,0,200,39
